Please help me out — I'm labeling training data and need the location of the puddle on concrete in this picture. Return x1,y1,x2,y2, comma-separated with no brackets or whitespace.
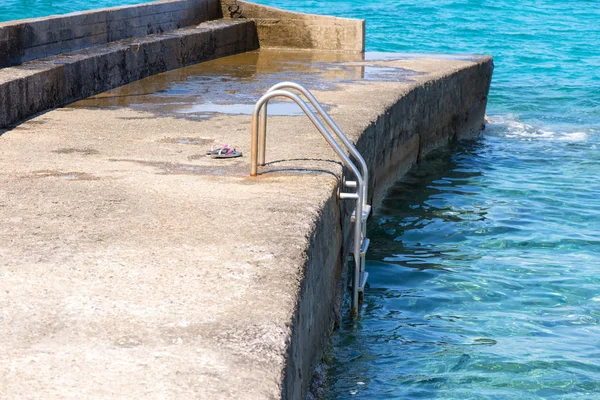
68,50,425,120
176,101,315,118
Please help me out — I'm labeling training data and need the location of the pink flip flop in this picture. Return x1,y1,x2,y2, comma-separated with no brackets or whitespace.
210,146,242,159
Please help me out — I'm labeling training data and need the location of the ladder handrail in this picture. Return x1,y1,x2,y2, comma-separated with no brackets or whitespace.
249,88,365,315
259,82,369,209
260,82,371,290
250,90,363,191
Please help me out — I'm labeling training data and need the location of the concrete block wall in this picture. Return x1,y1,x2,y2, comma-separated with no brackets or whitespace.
0,0,220,68
221,0,365,53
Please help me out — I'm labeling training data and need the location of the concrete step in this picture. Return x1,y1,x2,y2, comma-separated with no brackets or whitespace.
0,0,221,68
0,19,259,129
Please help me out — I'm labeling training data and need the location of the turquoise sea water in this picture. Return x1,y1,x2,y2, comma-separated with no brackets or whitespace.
0,0,153,21
3,1,599,398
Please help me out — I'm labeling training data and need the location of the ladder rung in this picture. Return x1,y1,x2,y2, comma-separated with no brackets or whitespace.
351,204,372,222
351,238,370,257
360,238,370,256
347,271,369,293
358,271,369,293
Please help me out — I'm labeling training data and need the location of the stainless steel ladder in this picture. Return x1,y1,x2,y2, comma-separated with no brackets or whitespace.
249,82,371,316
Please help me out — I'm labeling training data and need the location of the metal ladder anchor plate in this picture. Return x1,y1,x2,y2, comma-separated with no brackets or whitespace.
249,82,372,317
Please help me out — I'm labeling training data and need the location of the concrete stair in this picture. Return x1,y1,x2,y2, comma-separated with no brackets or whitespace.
0,18,258,129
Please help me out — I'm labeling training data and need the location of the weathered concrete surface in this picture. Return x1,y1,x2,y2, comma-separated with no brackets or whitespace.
0,19,259,129
0,50,492,398
221,0,365,53
0,0,221,68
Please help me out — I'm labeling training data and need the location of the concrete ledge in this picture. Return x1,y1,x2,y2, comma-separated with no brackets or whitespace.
0,0,221,68
221,0,365,53
0,19,259,128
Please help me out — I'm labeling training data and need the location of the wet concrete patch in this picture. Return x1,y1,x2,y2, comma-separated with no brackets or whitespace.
110,158,248,176
176,101,321,118
256,157,343,179
108,156,339,179
20,120,47,125
365,52,490,62
4,118,50,132
31,170,100,180
258,168,339,178
117,116,156,121
361,65,425,81
160,137,214,146
53,148,100,155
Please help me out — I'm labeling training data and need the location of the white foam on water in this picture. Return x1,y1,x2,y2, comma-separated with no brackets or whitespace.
557,131,588,142
486,114,592,142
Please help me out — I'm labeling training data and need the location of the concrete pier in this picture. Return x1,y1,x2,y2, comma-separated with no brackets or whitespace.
0,1,492,399
1,49,491,399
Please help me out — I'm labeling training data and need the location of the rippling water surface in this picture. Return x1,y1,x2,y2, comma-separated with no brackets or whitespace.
328,132,600,398
3,0,600,398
